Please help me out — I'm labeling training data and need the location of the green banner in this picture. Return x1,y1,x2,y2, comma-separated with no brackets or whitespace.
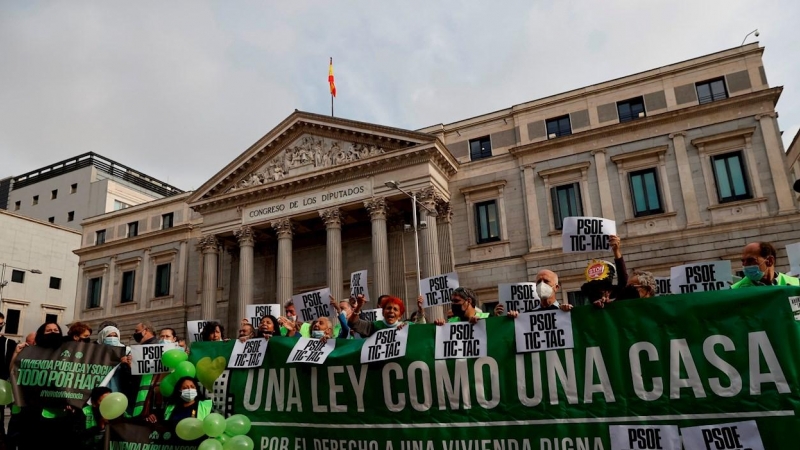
190,286,800,450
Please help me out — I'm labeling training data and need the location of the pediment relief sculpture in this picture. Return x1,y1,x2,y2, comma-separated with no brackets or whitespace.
229,135,386,192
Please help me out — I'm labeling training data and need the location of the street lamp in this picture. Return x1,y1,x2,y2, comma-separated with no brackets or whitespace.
0,263,43,307
384,181,436,302
741,29,759,46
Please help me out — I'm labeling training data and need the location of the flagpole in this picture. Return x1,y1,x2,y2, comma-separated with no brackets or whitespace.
331,94,334,117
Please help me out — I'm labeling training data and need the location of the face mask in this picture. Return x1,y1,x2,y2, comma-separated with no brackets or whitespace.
382,319,399,328
311,330,325,339
80,337,91,343
133,332,144,343
104,337,121,346
158,339,172,345
450,303,465,319
39,333,62,349
535,281,554,301
618,286,641,301
743,265,764,282
180,389,197,402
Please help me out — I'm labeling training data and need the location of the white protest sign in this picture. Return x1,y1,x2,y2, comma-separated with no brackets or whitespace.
420,272,459,308
787,242,800,276
228,338,268,369
360,326,409,363
287,337,336,364
609,425,681,450
293,288,332,322
434,320,488,360
498,283,541,314
789,296,800,321
670,260,732,294
130,343,179,375
350,270,370,302
514,309,574,353
186,320,217,343
561,216,617,253
245,304,281,326
359,308,384,322
681,420,764,450
654,277,671,297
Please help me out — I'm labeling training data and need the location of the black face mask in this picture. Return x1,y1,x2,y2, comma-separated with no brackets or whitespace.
39,333,62,349
618,286,641,301
80,337,91,343
450,303,465,319
133,332,144,343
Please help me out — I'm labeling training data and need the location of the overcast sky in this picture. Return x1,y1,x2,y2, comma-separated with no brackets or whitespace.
1,0,798,191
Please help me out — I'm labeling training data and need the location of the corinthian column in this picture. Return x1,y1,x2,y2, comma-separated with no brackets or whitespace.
272,219,293,305
418,187,443,322
365,197,390,298
199,235,219,319
234,225,255,325
320,208,343,302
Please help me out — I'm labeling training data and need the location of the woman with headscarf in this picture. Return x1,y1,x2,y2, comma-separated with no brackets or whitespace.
347,295,413,337
96,325,131,393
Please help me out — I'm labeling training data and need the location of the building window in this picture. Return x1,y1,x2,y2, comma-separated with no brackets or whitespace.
155,263,171,297
96,230,106,245
546,115,572,138
70,183,78,194
49,277,61,290
5,309,21,335
567,291,590,307
696,77,728,104
121,270,135,303
127,221,138,238
475,200,501,244
469,136,492,161
629,168,663,217
51,189,58,200
617,96,645,122
551,183,583,230
87,277,102,309
32,195,38,206
162,213,174,230
14,201,20,211
48,217,55,223
11,270,25,284
712,152,751,203
114,200,131,211
45,313,59,323
68,211,75,222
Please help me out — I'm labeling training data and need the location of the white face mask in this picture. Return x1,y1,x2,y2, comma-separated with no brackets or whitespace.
535,281,554,301
382,319,399,328
180,389,197,402
311,330,325,339
103,337,120,346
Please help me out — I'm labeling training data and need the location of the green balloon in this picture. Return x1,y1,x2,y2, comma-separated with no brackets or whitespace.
99,392,128,420
174,361,197,379
0,380,13,406
223,435,254,450
160,373,177,397
202,412,227,437
225,414,251,436
162,348,188,369
199,438,224,450
217,434,230,445
176,417,205,441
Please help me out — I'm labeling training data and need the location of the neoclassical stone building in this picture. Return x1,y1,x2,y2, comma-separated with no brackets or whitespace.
73,43,800,340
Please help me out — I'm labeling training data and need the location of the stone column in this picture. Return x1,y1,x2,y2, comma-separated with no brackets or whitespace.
365,198,390,297
418,187,443,322
199,235,219,319
669,132,704,227
234,225,255,324
756,112,796,214
437,202,455,274
592,149,615,219
139,248,151,305
320,208,343,302
387,217,408,303
272,219,294,307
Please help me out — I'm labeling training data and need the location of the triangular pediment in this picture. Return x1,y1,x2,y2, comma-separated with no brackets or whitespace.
188,111,438,205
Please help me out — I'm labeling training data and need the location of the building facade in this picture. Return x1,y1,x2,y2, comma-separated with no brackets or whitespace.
0,210,81,339
73,44,800,341
5,152,183,230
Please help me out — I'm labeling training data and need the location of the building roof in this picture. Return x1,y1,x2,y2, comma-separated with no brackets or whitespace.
0,208,81,234
11,152,184,197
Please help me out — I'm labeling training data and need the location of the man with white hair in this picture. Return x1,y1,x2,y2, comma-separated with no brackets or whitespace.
495,269,573,317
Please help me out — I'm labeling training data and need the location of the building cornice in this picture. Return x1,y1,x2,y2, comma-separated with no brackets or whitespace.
73,223,195,257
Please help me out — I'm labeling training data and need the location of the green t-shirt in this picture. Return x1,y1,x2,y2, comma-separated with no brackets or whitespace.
731,273,800,289
447,311,490,323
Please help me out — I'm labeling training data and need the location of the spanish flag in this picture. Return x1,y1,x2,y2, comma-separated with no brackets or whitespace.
328,57,337,98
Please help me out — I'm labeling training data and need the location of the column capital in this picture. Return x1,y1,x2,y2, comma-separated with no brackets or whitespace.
320,208,343,228
590,148,606,156
364,197,388,220
755,112,778,121
436,202,453,223
668,131,687,139
234,225,256,247
198,235,219,254
417,186,441,217
272,218,294,239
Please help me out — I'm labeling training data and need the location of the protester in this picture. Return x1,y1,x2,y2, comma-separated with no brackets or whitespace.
147,377,212,425
580,235,628,308
79,387,112,450
280,299,310,337
97,325,124,347
732,242,800,288
0,312,16,441
158,328,178,344
330,295,355,339
432,287,489,325
67,322,92,343
310,317,335,341
200,321,225,341
497,269,572,316
237,321,256,341
25,332,35,346
257,315,280,339
122,322,158,418
348,295,411,337
133,322,158,345
617,270,657,300
97,325,130,393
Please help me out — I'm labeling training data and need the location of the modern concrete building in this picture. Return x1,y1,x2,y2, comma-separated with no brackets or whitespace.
0,210,81,339
4,152,183,230
73,43,800,340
